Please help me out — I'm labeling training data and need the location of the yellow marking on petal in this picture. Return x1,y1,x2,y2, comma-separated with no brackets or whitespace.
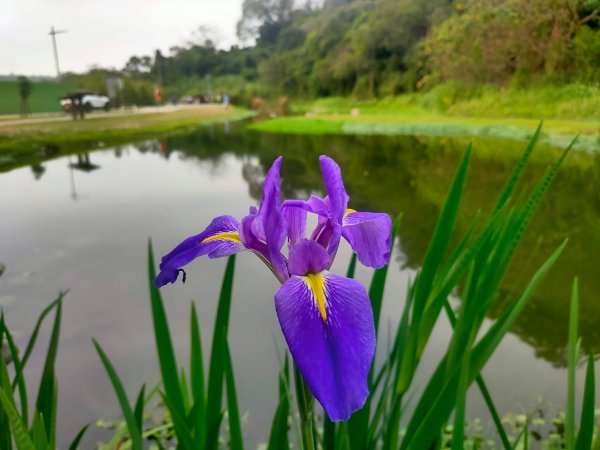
304,272,327,322
344,208,357,216
201,231,242,244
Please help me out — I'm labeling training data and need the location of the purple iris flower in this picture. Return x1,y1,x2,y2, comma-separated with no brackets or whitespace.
155,155,392,421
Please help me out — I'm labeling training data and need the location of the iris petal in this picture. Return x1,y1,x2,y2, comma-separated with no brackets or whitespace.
319,156,348,221
274,272,375,421
282,204,307,247
240,157,288,281
287,239,330,276
342,212,392,268
154,215,243,287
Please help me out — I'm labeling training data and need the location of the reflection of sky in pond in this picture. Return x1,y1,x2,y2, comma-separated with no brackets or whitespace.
1,127,598,447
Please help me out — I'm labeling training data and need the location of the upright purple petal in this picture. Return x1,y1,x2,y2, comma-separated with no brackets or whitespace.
319,156,350,259
155,215,243,287
287,239,330,276
274,272,375,421
240,157,288,282
319,156,348,222
282,204,307,247
342,212,392,268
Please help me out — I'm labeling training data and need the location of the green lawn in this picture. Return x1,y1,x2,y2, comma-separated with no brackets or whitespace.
0,80,75,115
252,108,600,152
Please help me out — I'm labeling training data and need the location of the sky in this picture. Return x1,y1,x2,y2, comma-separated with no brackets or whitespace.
0,0,244,76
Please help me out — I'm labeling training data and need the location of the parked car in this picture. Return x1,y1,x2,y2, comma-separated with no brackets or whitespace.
60,91,111,112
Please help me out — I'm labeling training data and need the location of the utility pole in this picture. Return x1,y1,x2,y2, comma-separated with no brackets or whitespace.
49,26,67,78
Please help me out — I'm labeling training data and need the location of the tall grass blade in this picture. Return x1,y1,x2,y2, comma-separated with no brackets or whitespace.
224,338,244,450
267,396,290,450
17,296,62,375
1,319,28,425
443,301,511,450
34,295,62,447
31,412,48,449
180,369,191,413
147,241,185,412
452,345,472,450
294,365,316,450
494,123,541,211
475,377,511,450
160,392,196,449
414,144,471,316
133,385,146,434
471,240,566,373
566,278,579,450
323,416,335,450
575,353,595,450
0,389,34,450
345,253,357,279
0,323,13,450
190,301,206,445
267,355,290,450
93,339,143,450
205,255,236,449
67,424,89,450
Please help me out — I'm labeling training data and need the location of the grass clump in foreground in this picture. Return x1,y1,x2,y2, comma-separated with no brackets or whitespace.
0,128,598,449
0,106,254,173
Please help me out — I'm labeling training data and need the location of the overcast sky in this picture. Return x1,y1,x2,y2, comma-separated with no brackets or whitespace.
0,0,244,76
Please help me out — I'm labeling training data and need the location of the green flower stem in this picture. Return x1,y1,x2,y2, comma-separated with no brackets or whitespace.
294,365,316,450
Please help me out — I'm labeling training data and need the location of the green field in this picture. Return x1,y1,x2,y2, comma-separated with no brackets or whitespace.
252,90,600,152
0,80,75,115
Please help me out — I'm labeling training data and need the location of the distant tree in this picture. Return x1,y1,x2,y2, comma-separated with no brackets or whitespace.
17,76,33,117
153,50,165,85
236,0,295,42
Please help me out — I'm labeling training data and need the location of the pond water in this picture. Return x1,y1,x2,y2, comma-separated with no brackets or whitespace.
1,121,599,447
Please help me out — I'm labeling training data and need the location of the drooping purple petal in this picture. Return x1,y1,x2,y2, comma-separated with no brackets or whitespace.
283,195,330,217
240,157,288,282
274,272,375,421
287,239,330,276
342,212,392,268
155,215,243,287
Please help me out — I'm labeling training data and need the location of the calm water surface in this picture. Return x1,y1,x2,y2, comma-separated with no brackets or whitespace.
1,121,599,446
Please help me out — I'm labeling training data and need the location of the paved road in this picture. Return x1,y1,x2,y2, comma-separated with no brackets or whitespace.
0,104,221,127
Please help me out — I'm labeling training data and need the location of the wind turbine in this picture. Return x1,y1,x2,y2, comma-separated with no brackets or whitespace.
49,26,67,78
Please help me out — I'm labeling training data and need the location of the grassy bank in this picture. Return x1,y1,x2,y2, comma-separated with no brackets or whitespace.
0,106,253,172
252,84,600,151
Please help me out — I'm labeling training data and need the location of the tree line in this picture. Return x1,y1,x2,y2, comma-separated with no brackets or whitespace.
66,0,600,105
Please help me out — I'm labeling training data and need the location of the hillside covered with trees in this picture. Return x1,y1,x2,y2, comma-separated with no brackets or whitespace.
66,0,600,106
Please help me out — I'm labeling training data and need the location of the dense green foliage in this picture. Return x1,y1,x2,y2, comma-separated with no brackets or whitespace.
92,0,600,103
